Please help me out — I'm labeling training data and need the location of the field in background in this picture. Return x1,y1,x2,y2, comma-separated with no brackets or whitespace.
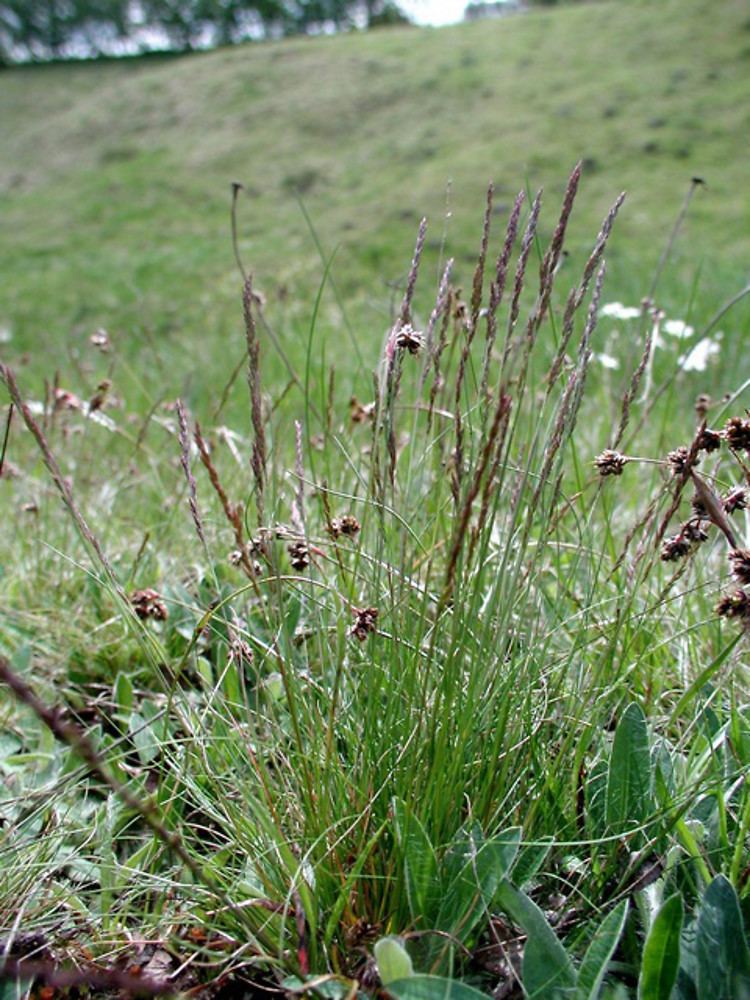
1,0,749,412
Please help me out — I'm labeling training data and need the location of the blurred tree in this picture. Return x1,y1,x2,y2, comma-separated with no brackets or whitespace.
0,0,408,62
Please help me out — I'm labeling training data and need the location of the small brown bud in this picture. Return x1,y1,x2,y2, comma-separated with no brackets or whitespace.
695,393,711,418
697,428,721,453
667,446,697,476
723,416,750,452
723,487,748,515
350,397,375,424
661,535,691,562
394,323,423,356
329,514,361,539
130,588,168,621
682,521,709,544
729,549,750,585
716,589,750,621
594,450,628,477
351,606,378,642
287,541,309,572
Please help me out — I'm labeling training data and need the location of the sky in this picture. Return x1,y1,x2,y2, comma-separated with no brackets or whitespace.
398,0,469,26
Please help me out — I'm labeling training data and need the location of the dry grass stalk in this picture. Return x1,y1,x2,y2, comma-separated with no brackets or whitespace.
480,191,525,399
469,182,494,336
500,190,542,379
546,192,626,390
612,303,653,450
442,389,513,606
244,275,267,528
176,398,207,550
537,161,582,324
422,257,454,380
193,422,258,579
532,262,605,512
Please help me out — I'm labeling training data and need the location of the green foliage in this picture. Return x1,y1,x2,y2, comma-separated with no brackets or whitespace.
638,894,683,1000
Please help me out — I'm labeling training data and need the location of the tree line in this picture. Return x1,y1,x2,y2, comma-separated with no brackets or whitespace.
0,0,409,63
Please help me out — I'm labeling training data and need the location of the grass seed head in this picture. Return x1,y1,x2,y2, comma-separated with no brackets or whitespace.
723,416,750,452
661,534,691,562
716,588,750,621
130,588,168,621
729,548,750,585
594,449,628,476
351,606,378,641
723,486,748,514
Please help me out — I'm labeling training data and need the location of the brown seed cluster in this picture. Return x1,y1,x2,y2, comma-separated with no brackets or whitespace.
329,515,361,539
287,541,310,572
130,588,168,621
723,416,750,452
394,323,423,356
723,487,748,514
594,450,627,477
349,397,375,424
667,446,697,476
729,549,750,585
716,589,750,623
350,606,378,642
696,428,721,453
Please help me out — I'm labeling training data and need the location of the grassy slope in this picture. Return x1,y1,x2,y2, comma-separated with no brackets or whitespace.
1,0,749,410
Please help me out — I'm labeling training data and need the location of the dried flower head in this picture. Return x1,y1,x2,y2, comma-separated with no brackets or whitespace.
695,394,711,419
288,541,309,572
594,450,628,477
54,388,82,412
697,428,721,453
682,521,708,544
723,416,750,452
394,323,423,356
351,606,378,642
349,397,375,424
716,589,750,621
729,549,750,585
661,534,691,562
90,328,111,352
130,588,168,621
667,446,697,476
723,487,748,515
329,515,361,539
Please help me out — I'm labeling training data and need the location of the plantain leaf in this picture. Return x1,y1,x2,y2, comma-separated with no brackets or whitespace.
577,899,628,1000
606,703,653,836
638,893,683,1000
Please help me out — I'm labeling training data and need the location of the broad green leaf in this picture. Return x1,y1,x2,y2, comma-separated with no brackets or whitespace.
375,937,414,985
392,798,441,926
435,828,521,942
696,875,750,1000
129,711,159,765
606,703,653,835
386,975,490,1000
577,899,628,1000
113,671,133,715
495,879,577,998
638,894,683,1000
511,838,552,889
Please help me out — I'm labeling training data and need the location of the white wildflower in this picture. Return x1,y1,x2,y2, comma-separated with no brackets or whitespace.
594,352,620,370
0,326,12,344
679,338,720,372
664,319,694,339
599,302,641,320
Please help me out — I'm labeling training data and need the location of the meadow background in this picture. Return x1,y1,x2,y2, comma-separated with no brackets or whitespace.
2,0,750,996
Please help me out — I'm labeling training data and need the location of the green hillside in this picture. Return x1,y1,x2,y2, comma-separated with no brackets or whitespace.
1,0,749,407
